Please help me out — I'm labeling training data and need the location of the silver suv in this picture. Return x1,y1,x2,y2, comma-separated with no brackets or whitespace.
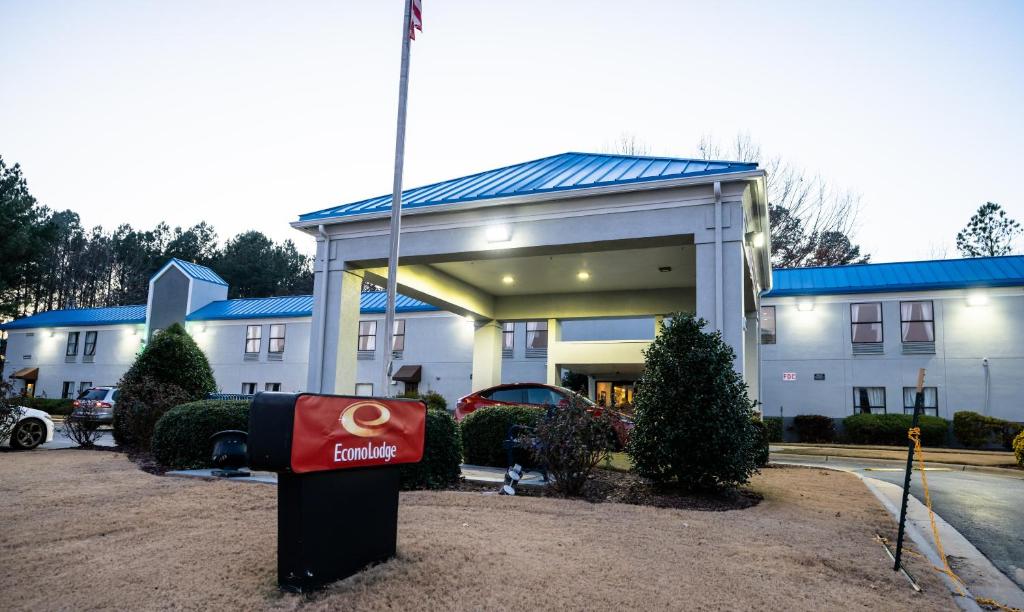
70,387,119,425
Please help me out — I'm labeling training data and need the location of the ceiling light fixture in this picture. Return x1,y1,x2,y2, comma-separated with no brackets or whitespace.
577,271,591,281
485,225,511,243
501,275,514,285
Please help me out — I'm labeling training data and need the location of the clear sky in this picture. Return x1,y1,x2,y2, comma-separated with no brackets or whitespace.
2,0,1022,261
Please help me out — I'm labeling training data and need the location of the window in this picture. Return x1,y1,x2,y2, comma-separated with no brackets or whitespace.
502,322,515,351
526,386,562,406
852,387,886,414
241,382,257,395
903,387,938,416
66,332,80,356
245,325,262,354
269,324,286,354
265,382,281,392
900,301,934,342
487,387,527,403
760,306,776,344
391,319,406,352
358,321,377,351
850,303,883,343
355,383,374,397
84,331,98,356
61,381,74,399
526,321,548,349
79,381,93,394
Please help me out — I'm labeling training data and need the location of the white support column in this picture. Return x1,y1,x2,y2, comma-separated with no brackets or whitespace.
696,240,745,374
471,320,503,392
744,311,760,407
545,318,561,385
307,267,363,394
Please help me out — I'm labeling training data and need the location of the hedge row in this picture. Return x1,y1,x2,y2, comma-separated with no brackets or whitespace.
844,413,948,447
953,411,1023,450
11,397,75,416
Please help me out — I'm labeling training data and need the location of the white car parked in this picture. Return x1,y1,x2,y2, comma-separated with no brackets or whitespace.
2,405,55,450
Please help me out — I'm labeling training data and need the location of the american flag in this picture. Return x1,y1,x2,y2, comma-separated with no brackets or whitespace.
410,0,422,40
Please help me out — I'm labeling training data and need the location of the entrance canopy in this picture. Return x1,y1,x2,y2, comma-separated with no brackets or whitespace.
11,367,38,381
294,151,771,397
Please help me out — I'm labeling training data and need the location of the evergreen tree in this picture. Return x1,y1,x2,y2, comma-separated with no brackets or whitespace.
956,202,1021,257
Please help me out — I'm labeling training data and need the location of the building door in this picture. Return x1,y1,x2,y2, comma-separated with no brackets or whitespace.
595,381,635,409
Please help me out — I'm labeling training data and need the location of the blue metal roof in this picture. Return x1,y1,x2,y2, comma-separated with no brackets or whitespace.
0,305,146,331
764,256,1024,297
298,152,758,223
153,258,228,286
186,291,438,321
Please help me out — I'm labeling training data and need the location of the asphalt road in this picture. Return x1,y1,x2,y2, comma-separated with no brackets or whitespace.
774,454,1024,590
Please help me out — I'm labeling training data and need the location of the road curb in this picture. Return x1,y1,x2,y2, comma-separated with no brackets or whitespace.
771,452,1024,480
774,460,1024,610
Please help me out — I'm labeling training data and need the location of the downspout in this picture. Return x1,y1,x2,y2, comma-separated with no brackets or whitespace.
315,224,330,393
714,181,724,331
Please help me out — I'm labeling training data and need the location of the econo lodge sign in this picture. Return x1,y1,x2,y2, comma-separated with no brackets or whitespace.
290,395,425,473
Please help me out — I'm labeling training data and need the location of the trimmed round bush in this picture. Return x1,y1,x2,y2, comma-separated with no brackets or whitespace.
399,390,448,413
400,408,462,490
151,400,250,469
791,415,836,443
627,313,759,490
460,405,543,467
843,413,948,447
751,418,770,467
114,323,216,448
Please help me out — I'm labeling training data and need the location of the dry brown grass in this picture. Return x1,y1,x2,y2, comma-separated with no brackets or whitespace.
0,450,955,611
774,444,1020,468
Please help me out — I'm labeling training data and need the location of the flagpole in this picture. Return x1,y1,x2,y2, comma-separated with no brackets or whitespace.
382,0,414,397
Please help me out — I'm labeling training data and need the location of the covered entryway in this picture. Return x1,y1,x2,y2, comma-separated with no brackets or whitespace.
294,152,771,397
11,367,39,397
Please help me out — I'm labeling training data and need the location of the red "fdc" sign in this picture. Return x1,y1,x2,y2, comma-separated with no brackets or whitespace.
290,395,425,473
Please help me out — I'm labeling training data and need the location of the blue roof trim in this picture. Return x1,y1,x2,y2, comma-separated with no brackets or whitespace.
764,256,1024,297
153,258,228,286
299,152,758,223
185,291,438,321
0,305,147,331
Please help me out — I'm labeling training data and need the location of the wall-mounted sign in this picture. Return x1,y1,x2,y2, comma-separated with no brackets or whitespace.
814,373,826,381
783,372,797,381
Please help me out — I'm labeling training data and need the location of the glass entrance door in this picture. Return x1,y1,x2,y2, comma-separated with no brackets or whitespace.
595,381,635,410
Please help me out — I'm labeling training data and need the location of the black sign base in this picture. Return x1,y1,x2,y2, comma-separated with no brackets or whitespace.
277,466,400,592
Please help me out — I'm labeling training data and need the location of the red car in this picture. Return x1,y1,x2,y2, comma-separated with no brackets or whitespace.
455,382,633,447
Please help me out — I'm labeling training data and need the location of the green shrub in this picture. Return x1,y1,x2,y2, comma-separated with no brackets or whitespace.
763,416,784,443
843,413,948,447
791,415,835,443
11,397,74,416
953,411,1010,449
114,323,216,448
151,400,250,469
1013,431,1024,468
460,405,543,467
399,390,448,412
626,313,759,490
400,408,462,490
751,418,770,467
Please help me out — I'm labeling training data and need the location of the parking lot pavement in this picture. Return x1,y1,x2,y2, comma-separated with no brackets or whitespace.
43,428,116,449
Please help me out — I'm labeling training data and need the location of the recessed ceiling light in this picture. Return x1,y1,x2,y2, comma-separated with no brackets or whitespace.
501,275,514,285
577,271,591,281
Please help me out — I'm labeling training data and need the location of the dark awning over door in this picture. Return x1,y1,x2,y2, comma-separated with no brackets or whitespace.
392,365,422,383
11,367,39,381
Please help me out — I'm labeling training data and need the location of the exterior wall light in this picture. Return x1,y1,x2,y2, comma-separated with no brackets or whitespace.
577,271,591,281
796,300,814,312
752,232,766,248
47,329,56,338
485,225,511,243
501,275,514,285
966,292,989,307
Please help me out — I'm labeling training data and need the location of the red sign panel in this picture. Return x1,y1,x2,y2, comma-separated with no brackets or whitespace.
290,395,425,473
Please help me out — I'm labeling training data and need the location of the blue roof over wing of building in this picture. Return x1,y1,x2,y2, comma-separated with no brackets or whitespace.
154,258,228,286
0,305,147,330
185,291,438,321
297,152,759,223
764,255,1024,297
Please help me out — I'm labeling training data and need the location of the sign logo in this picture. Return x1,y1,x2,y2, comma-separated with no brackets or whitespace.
783,372,797,381
339,401,392,437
